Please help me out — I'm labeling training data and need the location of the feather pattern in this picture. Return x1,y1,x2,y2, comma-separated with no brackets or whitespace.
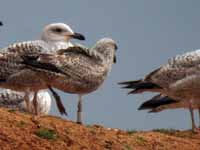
0,23,85,115
21,38,117,94
120,49,200,100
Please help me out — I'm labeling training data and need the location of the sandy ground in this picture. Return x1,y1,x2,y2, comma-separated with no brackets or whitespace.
0,108,199,150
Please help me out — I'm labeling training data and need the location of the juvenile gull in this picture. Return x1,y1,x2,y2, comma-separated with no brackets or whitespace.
0,23,85,116
119,49,200,132
22,38,118,124
139,94,200,128
0,89,51,115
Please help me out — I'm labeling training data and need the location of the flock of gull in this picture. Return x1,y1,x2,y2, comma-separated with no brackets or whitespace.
0,22,117,124
1,21,200,132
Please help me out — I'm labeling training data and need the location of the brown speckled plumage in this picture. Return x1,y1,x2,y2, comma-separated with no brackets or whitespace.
120,48,200,131
22,38,118,124
0,23,85,115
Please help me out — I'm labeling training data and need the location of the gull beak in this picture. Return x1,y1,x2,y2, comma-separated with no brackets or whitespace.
69,32,85,40
113,55,117,63
113,43,118,63
114,43,118,50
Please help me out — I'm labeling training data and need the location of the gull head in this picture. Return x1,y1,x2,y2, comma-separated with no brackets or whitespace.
94,38,118,63
41,23,85,42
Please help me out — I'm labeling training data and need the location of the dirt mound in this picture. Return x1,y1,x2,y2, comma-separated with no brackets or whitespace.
0,108,199,150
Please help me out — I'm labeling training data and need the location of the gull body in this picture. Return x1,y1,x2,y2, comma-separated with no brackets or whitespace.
22,38,117,124
120,49,200,132
0,23,85,115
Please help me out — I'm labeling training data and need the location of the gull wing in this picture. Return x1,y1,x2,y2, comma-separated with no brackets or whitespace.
120,49,200,93
56,45,103,62
144,49,200,87
1,41,45,61
21,45,104,81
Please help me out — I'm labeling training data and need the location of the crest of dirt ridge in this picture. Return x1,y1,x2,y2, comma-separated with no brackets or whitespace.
0,108,199,150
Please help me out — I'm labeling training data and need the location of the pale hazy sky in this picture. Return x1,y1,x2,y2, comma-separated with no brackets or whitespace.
0,0,200,130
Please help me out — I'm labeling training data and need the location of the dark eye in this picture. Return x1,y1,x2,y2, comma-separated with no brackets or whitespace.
53,28,63,33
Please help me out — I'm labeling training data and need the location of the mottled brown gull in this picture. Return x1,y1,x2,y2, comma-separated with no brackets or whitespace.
119,49,200,132
0,23,85,116
22,38,118,124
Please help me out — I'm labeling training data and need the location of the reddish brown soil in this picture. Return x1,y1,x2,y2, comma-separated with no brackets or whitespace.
0,108,199,150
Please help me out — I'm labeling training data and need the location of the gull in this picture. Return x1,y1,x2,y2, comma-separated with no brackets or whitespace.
119,49,200,132
139,94,200,128
0,89,51,115
21,38,118,124
0,22,85,116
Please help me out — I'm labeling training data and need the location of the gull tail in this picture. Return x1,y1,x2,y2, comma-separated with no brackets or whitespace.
119,80,161,94
138,94,177,112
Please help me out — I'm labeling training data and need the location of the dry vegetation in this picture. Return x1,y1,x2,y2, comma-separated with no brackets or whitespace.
0,108,199,150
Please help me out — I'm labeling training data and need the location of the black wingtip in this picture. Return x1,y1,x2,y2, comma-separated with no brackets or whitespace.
0,21,3,26
21,55,69,76
118,80,144,92
138,107,144,111
138,95,177,111
118,80,142,85
48,87,68,116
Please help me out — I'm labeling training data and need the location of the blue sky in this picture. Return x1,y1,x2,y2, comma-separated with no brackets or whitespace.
0,0,200,130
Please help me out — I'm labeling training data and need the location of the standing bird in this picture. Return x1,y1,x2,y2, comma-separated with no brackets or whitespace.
0,23,85,116
119,49,200,132
139,94,200,128
21,38,117,124
0,89,51,115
